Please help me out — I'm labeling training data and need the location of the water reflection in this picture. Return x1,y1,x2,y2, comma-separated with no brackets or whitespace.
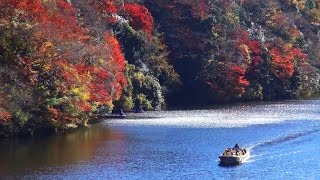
0,125,126,176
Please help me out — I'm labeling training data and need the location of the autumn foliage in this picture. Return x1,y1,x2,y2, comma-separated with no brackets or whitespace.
122,3,154,35
146,0,320,103
0,0,128,135
1,0,320,136
269,43,307,79
0,0,178,136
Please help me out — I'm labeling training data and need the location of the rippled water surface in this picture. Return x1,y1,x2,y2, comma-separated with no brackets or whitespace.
1,100,320,179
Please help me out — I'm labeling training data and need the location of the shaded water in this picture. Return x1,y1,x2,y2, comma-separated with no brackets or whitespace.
1,100,320,179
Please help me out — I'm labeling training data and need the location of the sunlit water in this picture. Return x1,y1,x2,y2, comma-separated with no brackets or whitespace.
1,100,320,179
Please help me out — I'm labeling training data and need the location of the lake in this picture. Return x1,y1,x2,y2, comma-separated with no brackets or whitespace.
1,100,320,179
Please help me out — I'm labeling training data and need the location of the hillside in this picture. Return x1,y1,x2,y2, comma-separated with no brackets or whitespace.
145,0,320,104
0,0,320,136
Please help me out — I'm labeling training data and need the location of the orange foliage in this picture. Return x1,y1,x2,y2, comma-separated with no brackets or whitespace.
269,48,294,78
0,111,12,123
229,66,250,94
77,100,92,112
269,43,307,79
287,27,301,40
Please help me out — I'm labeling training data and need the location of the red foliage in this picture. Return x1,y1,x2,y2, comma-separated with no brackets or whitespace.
104,0,117,14
290,47,307,60
104,33,127,100
102,0,118,24
18,0,47,21
180,0,210,18
122,3,154,35
74,64,113,104
235,29,264,83
104,33,126,69
237,30,262,57
48,107,59,120
206,63,250,98
0,0,20,19
252,56,264,66
56,0,77,17
77,100,92,112
17,0,86,42
85,0,119,24
0,0,128,125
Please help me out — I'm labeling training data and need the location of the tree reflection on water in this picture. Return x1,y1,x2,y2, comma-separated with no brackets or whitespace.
0,124,126,176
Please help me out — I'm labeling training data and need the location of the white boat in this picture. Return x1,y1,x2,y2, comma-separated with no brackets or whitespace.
219,148,250,165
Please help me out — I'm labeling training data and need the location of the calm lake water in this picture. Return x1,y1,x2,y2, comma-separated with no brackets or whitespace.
1,100,320,179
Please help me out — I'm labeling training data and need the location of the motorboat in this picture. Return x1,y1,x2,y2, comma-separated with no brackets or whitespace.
219,147,250,165
102,114,127,119
101,109,127,119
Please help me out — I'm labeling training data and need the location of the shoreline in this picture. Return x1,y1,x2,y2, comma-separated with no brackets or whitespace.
1,98,320,138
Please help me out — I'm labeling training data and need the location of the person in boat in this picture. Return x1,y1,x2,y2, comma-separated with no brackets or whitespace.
223,148,232,155
119,109,125,116
135,105,144,113
236,150,240,156
232,143,241,151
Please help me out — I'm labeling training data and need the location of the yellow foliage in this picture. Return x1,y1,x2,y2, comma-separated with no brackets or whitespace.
71,87,90,101
43,64,52,71
40,41,54,53
309,9,320,25
239,44,250,56
288,0,305,9
226,12,240,25
239,44,251,64
133,72,145,81
71,87,80,94
284,43,293,49
133,72,145,88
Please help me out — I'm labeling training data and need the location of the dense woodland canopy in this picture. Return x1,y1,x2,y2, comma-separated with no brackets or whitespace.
0,0,320,136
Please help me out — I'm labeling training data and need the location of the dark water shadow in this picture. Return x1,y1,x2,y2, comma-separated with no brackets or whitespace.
218,162,242,168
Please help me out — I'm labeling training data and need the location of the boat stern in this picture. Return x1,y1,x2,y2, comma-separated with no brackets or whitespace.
219,155,242,165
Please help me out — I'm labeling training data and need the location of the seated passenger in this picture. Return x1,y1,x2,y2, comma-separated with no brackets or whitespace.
119,109,125,116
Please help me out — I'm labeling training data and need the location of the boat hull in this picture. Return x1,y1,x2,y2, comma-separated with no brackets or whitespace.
219,150,250,165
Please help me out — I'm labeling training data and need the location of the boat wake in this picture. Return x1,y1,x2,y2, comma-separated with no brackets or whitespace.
242,159,255,163
247,128,320,151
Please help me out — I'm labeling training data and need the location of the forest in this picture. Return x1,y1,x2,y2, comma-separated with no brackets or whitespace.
0,0,320,136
